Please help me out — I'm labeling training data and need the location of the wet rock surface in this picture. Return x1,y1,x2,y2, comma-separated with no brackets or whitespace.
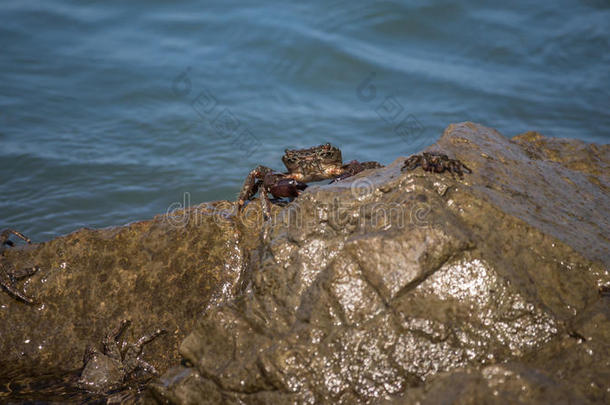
1,122,608,404
0,201,260,400
149,123,609,404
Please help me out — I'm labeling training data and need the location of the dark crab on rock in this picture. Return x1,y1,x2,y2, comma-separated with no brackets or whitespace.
402,152,472,178
0,229,39,305
236,143,382,220
77,319,166,393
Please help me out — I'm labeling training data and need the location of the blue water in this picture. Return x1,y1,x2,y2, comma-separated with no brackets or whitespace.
1,0,609,242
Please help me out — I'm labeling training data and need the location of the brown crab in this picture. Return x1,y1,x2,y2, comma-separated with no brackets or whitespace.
236,143,382,219
0,229,39,305
77,319,167,393
401,152,472,178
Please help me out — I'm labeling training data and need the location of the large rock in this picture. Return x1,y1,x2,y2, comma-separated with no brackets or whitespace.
0,201,260,379
2,122,607,404
149,123,609,404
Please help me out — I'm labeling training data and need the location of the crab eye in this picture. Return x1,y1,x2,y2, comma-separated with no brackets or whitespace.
285,156,296,164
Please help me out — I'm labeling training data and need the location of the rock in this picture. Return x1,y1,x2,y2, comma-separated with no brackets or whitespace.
385,298,610,404
149,123,609,404
2,122,608,404
0,201,261,380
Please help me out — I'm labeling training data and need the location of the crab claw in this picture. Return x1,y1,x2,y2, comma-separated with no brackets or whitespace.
269,179,308,198
1,229,31,247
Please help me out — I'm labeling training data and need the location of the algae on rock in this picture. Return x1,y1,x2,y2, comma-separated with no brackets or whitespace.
0,201,260,379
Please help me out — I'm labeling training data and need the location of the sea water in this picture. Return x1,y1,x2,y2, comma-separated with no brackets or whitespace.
1,0,608,241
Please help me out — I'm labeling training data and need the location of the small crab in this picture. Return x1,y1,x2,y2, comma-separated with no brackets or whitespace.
236,143,382,219
401,152,472,178
0,229,39,305
77,319,167,393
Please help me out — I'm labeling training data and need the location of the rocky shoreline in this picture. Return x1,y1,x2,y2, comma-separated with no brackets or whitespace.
1,122,608,404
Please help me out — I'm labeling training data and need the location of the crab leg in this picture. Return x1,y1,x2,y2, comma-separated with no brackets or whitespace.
1,229,31,247
332,160,383,182
104,319,131,360
402,155,423,171
124,328,166,376
134,328,167,352
1,276,37,305
10,265,39,280
136,359,160,376
81,345,98,366
259,187,272,221
236,165,274,212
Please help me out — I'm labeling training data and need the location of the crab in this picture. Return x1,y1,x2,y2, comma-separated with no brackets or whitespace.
77,319,167,393
236,143,382,219
401,152,472,178
0,229,39,305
